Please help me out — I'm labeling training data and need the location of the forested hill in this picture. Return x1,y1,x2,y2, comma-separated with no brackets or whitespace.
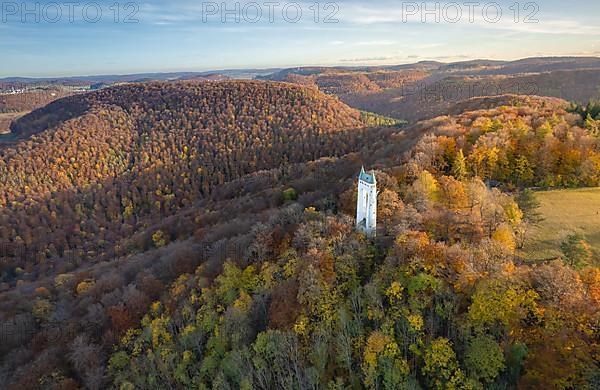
0,80,375,284
0,80,394,389
2,80,366,206
108,94,599,390
9,80,363,146
1,90,598,389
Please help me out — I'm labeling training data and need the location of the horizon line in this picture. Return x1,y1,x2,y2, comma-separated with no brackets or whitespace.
3,55,600,81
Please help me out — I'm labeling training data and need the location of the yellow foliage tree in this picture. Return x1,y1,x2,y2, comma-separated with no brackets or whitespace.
492,224,516,252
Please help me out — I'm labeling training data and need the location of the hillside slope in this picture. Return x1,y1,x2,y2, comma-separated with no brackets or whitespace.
0,81,399,389
107,94,599,390
3,81,363,201
0,81,378,286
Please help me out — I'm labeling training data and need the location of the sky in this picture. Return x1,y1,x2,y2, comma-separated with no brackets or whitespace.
1,0,599,77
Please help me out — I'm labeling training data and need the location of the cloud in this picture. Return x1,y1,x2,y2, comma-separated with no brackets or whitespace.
412,43,444,50
339,55,400,62
337,2,600,36
123,1,600,37
431,54,471,60
563,51,600,56
470,17,600,36
317,39,399,48
354,40,396,46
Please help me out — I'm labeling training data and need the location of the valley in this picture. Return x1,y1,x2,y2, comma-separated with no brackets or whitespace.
262,57,600,123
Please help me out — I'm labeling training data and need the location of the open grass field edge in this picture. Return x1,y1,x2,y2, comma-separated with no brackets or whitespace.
519,187,600,262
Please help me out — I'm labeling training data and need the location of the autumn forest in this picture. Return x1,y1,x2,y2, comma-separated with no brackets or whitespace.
0,79,598,390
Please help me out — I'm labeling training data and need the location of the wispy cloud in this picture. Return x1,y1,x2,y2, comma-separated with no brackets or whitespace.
354,40,397,46
337,2,600,36
340,55,399,62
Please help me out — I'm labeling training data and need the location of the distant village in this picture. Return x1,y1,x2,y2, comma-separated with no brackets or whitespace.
0,87,27,95
0,85,92,96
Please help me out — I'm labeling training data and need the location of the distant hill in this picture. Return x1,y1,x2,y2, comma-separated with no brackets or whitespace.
438,59,508,71
0,68,282,88
4,56,598,121
261,68,431,99
261,57,600,122
474,56,600,75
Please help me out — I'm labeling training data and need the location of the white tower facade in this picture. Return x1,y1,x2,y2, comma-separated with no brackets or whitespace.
356,167,377,237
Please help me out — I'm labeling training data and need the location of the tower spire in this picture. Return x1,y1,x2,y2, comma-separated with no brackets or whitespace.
356,166,377,237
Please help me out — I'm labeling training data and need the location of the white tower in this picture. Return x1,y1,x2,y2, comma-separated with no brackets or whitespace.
356,167,377,237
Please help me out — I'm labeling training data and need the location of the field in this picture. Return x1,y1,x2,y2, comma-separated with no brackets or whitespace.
0,111,28,135
520,187,600,261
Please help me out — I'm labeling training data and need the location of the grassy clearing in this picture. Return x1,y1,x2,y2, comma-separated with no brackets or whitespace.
520,187,600,261
0,111,29,135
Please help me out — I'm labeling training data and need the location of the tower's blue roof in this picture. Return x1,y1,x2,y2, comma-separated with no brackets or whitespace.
359,166,376,184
